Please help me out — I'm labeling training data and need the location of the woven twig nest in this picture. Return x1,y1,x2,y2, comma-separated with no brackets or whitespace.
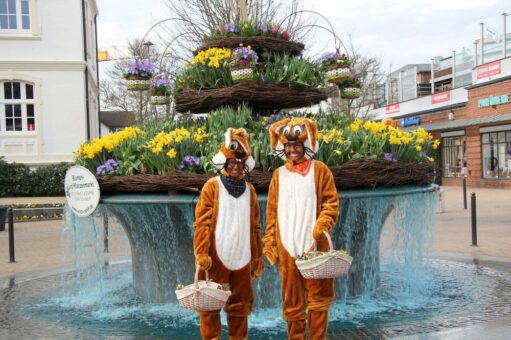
98,159,434,194
195,36,305,56
174,83,329,113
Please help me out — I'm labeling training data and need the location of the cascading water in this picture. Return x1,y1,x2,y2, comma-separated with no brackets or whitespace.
5,184,511,338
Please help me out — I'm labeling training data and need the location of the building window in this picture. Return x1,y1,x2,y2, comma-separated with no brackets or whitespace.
0,0,30,32
0,81,35,132
442,136,467,177
482,131,511,179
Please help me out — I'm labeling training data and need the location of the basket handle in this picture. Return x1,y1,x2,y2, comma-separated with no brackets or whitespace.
194,266,209,290
313,230,334,253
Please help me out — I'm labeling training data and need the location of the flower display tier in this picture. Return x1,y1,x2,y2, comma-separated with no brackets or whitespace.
97,159,434,194
174,82,328,113
194,36,305,56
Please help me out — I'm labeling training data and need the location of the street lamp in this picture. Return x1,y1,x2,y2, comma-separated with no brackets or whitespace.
503,11,510,59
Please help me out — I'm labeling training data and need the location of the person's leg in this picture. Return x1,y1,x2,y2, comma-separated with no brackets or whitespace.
199,311,222,340
198,247,230,339
278,246,307,340
305,236,335,340
225,264,252,339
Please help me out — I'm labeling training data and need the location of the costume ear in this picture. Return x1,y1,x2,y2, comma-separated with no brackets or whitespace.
246,155,255,172
212,151,226,170
224,128,233,149
306,119,318,153
269,118,290,149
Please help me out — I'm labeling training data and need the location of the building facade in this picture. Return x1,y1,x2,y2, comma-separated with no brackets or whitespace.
0,0,99,166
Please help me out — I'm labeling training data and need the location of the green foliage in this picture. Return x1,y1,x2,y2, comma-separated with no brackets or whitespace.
259,54,325,88
173,63,233,95
0,157,69,197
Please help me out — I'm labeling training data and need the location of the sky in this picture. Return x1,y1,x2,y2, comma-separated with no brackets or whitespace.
96,0,511,71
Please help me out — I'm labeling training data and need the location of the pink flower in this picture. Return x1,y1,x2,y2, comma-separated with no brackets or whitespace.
271,27,278,34
282,30,289,39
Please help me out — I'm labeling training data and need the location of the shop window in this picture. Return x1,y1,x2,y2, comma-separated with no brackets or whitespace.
482,131,511,179
442,136,467,177
0,81,35,132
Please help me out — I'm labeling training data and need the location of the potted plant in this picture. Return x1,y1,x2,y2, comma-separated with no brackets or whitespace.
124,60,154,91
150,77,171,105
230,46,258,83
318,52,350,84
339,78,362,99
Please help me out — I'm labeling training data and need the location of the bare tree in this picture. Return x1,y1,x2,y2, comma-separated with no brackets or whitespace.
100,39,180,123
330,37,385,119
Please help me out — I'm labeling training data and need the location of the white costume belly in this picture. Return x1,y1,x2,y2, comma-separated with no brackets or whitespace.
214,177,251,270
278,162,317,257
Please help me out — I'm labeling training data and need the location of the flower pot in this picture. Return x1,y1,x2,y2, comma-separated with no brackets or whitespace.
324,65,350,84
230,66,254,83
341,86,361,99
150,95,170,105
126,76,151,91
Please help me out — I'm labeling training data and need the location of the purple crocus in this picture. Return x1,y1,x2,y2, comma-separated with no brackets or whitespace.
384,153,396,162
96,159,119,176
179,155,201,171
96,165,106,176
257,24,268,33
224,22,238,33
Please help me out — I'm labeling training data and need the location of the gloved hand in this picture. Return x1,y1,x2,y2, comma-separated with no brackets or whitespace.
196,254,212,271
250,258,265,280
263,246,279,266
312,224,329,241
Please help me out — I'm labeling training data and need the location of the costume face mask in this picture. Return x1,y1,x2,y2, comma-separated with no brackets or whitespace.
212,128,256,173
269,117,318,161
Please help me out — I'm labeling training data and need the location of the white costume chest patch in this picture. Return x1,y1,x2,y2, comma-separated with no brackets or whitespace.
214,177,251,270
278,162,317,257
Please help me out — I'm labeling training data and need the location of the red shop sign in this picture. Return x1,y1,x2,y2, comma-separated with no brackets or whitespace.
477,61,501,79
386,104,400,114
431,91,451,104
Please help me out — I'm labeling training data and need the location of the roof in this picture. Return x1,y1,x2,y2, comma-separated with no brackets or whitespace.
100,111,136,128
403,112,511,132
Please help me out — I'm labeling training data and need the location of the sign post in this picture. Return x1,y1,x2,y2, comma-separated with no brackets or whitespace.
64,166,101,218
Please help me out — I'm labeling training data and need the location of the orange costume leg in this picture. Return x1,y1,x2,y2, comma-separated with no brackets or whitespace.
198,249,253,340
305,236,334,340
225,263,252,340
278,245,307,340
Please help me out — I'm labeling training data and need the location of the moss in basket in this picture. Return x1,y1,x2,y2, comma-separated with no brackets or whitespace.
176,283,185,290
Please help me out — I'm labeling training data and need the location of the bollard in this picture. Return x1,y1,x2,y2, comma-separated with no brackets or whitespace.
8,208,15,262
471,192,477,246
103,214,109,253
463,177,467,210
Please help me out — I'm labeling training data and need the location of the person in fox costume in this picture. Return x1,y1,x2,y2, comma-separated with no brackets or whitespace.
193,128,264,340
263,117,339,339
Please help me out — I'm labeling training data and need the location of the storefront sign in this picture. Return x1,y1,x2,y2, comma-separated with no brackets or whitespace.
386,104,400,114
64,166,100,217
402,117,421,127
478,94,509,108
431,91,451,104
476,60,501,79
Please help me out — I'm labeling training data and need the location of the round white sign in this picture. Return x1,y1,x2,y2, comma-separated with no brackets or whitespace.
64,166,101,217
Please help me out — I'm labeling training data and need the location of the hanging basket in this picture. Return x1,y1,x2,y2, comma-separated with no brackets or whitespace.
175,267,231,311
150,95,170,105
295,231,353,279
230,66,254,83
126,76,151,91
341,86,361,99
324,65,350,84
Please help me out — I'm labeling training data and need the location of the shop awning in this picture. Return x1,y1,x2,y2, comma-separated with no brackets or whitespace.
403,112,511,132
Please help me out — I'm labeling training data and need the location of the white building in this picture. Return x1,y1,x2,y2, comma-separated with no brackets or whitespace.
0,0,99,166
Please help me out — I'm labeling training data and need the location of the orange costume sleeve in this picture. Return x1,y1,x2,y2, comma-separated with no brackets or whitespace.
262,169,280,266
312,161,340,240
249,183,265,279
193,178,219,270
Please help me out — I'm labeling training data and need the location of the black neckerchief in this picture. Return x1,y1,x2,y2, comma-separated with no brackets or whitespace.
220,175,246,198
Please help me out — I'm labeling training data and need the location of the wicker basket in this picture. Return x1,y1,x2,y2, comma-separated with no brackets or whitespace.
175,267,231,311
231,66,254,83
295,231,353,279
150,95,170,105
324,65,350,84
341,86,361,99
126,76,151,91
